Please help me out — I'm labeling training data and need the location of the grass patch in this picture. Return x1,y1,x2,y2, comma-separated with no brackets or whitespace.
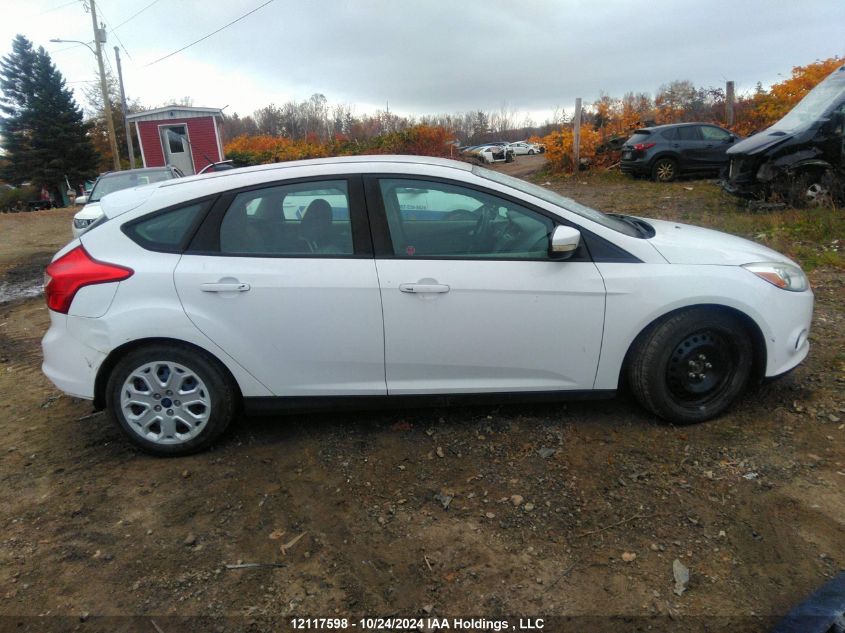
535,170,844,271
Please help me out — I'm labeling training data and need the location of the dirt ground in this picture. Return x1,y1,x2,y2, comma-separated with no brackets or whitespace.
0,171,843,633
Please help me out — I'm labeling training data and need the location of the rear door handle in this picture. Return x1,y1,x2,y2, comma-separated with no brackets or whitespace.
399,283,450,294
200,282,251,293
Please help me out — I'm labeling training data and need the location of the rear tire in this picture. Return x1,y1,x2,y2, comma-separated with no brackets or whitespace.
106,344,237,456
651,158,678,182
627,309,752,424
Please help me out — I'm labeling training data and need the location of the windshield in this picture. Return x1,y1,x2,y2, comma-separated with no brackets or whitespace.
769,67,845,133
471,165,640,237
89,170,174,202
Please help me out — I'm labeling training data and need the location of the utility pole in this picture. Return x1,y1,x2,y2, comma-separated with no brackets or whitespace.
725,80,735,128
89,0,120,170
572,97,582,171
114,46,136,168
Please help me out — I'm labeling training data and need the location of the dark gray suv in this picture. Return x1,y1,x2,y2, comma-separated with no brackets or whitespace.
621,123,739,182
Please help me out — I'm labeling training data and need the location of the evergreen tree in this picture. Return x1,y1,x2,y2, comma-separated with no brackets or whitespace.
0,34,98,196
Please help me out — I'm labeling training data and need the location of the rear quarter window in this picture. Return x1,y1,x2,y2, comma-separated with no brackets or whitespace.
123,200,209,253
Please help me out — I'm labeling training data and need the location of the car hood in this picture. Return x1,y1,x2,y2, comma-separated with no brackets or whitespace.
644,218,796,266
727,130,793,156
74,201,103,220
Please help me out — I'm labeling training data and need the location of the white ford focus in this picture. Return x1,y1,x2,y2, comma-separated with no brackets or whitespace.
41,156,813,455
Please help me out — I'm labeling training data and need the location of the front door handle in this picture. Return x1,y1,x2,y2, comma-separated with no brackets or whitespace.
399,283,450,294
200,282,251,293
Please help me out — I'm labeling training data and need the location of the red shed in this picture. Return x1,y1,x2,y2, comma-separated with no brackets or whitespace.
127,106,224,175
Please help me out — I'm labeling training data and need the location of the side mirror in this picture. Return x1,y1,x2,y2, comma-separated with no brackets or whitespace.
75,195,88,205
549,225,581,259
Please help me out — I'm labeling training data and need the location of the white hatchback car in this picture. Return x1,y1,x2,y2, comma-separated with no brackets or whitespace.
42,156,813,455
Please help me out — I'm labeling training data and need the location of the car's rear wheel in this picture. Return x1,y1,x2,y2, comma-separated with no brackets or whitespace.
106,344,237,456
627,309,753,424
651,158,678,182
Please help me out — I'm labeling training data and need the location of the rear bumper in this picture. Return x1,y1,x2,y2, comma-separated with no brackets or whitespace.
620,158,651,176
41,311,104,400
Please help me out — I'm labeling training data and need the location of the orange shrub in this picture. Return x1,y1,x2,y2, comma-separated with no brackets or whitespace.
224,125,452,166
540,125,604,173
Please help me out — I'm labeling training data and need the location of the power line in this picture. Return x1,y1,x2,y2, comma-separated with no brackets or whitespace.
38,0,81,15
112,0,162,31
145,0,275,67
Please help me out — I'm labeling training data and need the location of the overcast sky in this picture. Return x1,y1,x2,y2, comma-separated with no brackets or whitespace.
2,0,844,123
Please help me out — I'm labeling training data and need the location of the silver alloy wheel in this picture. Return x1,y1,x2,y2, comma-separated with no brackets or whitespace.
655,161,675,181
120,361,211,445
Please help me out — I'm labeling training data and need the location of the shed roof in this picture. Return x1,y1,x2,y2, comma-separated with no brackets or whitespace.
126,106,224,123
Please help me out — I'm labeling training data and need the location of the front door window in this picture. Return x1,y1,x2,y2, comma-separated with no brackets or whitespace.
378,178,555,259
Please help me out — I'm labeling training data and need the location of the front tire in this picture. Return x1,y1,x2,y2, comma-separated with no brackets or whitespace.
627,309,753,424
651,157,678,182
783,170,832,208
106,344,238,456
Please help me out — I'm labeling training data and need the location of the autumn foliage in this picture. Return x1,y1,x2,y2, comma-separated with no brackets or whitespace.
224,124,452,166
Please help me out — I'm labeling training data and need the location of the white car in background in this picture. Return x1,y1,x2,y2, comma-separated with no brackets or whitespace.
476,145,515,164
42,155,813,455
507,141,543,155
72,166,183,238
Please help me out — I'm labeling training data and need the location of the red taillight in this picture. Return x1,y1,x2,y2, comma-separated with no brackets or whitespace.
44,246,133,314
633,142,656,151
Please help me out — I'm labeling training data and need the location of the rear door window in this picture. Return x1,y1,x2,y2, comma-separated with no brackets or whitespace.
219,180,354,256
677,126,702,141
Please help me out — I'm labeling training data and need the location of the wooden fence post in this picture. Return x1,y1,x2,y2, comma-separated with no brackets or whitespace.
726,81,735,127
573,97,582,171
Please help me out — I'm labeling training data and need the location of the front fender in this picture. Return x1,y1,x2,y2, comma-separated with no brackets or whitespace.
592,263,812,389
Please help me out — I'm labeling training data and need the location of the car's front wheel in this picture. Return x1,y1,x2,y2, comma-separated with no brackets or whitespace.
106,344,238,456
627,309,753,424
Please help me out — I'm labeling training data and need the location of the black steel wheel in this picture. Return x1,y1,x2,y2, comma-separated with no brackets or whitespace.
627,308,753,424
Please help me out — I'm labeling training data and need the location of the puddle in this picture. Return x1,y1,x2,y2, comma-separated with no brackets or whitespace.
0,279,43,303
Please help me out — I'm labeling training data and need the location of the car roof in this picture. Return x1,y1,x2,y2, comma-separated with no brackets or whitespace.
98,155,474,220
161,154,472,188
